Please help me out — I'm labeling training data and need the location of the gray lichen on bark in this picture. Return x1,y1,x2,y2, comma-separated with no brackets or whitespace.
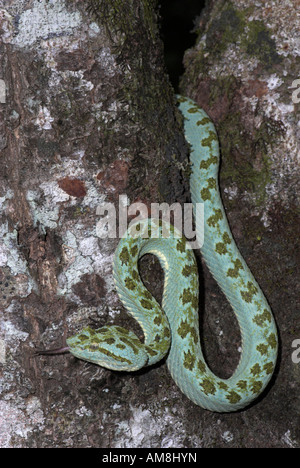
0,0,189,448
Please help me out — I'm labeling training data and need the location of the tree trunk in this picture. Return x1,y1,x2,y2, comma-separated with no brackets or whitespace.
180,0,300,448
0,0,299,448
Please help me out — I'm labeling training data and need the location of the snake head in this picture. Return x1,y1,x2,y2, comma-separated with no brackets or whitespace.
66,325,148,371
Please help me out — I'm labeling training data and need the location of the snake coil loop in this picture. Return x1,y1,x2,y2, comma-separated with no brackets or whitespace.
66,96,278,412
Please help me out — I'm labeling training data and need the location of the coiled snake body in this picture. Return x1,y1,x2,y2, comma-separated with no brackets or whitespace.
67,96,278,412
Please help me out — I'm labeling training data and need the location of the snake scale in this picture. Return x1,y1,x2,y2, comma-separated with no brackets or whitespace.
66,96,278,412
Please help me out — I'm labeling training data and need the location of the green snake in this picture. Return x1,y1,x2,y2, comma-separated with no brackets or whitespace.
63,96,278,412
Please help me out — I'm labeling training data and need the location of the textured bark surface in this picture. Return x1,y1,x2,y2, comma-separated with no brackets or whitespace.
180,0,300,448
0,0,299,448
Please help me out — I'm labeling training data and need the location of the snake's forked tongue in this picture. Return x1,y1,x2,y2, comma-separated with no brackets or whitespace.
35,346,70,356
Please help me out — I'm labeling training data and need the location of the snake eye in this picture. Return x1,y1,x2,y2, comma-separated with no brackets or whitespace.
66,325,148,371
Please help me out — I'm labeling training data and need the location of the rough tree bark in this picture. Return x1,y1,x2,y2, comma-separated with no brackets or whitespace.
0,0,299,448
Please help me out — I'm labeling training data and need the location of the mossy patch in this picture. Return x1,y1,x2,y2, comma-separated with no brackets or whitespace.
242,20,282,68
181,3,285,206
205,4,247,55
201,2,281,69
